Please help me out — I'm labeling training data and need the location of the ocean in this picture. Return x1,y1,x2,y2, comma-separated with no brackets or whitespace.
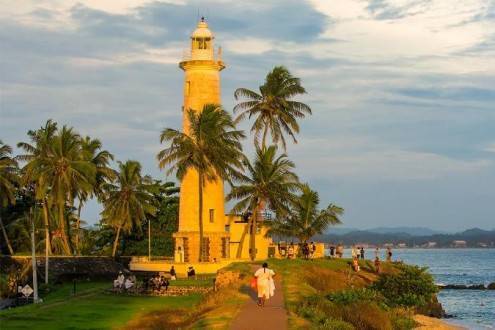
392,248,495,329
328,248,495,329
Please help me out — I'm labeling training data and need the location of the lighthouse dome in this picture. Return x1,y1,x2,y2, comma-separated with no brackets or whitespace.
191,18,213,39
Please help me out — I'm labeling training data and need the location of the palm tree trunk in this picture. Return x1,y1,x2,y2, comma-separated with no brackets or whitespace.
261,125,269,150
76,200,83,255
198,173,204,262
112,225,122,258
42,201,50,284
58,201,71,255
235,220,249,259
0,214,14,255
42,201,51,253
249,209,259,261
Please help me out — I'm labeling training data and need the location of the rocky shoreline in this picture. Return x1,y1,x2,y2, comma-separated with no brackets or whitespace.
438,283,495,290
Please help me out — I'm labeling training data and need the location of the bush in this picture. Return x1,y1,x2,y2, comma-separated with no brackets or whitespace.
340,302,392,330
318,319,355,330
327,288,384,306
372,264,437,307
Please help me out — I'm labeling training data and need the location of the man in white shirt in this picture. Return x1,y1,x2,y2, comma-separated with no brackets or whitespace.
254,262,275,307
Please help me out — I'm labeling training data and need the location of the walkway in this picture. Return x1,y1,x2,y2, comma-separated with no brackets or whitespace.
230,265,288,330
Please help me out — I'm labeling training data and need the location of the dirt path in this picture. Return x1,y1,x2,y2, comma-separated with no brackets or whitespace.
230,265,288,330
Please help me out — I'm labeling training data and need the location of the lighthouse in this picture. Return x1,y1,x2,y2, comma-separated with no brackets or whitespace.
173,18,229,263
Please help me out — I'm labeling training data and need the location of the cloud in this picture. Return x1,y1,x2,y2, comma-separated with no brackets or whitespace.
2,0,495,230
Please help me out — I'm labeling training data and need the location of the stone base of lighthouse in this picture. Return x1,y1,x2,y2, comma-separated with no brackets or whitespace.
173,231,230,263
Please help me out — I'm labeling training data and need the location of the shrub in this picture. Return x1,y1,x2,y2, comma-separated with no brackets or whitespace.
318,319,355,330
326,288,384,306
341,302,392,330
372,264,438,307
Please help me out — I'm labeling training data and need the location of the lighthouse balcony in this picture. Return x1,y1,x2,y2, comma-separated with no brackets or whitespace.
181,46,223,62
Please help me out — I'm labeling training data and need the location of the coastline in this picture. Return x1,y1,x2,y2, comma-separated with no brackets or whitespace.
414,315,466,330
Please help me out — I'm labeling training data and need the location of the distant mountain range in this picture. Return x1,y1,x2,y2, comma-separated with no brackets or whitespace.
329,226,447,236
316,227,495,248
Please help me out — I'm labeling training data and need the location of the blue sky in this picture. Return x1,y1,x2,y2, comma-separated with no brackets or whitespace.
1,0,494,232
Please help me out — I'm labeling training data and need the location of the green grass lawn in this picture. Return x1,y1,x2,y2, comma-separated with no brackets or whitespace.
0,281,203,330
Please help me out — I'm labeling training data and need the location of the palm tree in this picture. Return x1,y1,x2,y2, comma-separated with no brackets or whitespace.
267,184,343,243
234,66,312,150
227,145,300,260
157,104,245,261
23,126,95,254
101,160,156,257
75,136,114,254
0,140,19,255
17,119,58,255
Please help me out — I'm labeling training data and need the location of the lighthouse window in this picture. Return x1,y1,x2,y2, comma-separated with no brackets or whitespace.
209,209,215,223
194,37,211,50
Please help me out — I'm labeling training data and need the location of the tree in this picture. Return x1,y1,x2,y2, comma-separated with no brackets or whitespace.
101,160,156,257
17,119,59,256
0,140,19,255
234,66,312,150
267,184,343,243
227,145,300,260
21,125,96,254
157,104,245,261
75,136,114,254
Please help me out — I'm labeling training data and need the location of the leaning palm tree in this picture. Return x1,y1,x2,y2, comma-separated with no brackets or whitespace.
234,66,312,150
227,145,300,260
267,184,343,243
0,140,19,255
157,104,245,261
74,136,115,254
101,160,156,257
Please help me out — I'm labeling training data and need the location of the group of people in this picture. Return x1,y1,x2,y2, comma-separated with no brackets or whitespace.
326,245,394,273
113,271,136,291
281,242,317,259
149,274,170,292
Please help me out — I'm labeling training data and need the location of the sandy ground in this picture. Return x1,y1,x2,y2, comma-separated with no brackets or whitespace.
414,315,467,330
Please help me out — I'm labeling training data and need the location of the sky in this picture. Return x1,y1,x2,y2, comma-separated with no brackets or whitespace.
1,0,494,232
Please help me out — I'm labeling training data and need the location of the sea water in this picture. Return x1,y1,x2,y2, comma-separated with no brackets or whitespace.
392,248,495,329
329,248,495,329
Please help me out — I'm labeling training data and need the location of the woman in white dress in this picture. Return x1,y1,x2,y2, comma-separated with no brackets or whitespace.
254,262,275,307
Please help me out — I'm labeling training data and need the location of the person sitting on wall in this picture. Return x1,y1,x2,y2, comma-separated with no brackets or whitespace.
113,271,125,290
124,275,135,290
187,266,196,279
159,276,170,291
170,266,177,280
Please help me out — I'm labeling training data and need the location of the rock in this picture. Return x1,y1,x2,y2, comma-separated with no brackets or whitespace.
487,282,495,290
439,284,486,290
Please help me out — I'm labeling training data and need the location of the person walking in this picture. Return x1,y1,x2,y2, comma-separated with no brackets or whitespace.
254,262,275,307
374,247,380,259
386,247,393,262
310,242,317,259
360,247,365,260
351,245,358,259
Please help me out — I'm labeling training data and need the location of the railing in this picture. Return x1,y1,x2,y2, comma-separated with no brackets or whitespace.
181,46,222,62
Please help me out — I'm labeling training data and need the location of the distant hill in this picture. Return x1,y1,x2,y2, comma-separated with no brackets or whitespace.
366,227,447,236
328,226,446,237
315,228,495,248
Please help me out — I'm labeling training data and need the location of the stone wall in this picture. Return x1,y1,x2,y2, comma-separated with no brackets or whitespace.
0,256,130,282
